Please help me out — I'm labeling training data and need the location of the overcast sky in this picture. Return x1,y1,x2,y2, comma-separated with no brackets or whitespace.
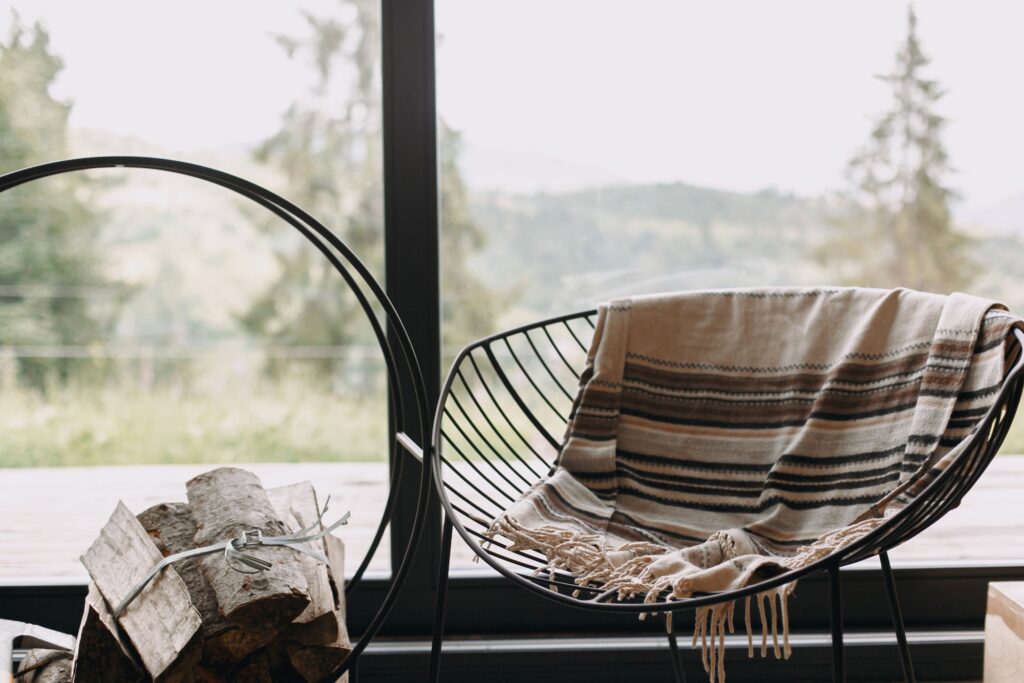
2,1,1022,211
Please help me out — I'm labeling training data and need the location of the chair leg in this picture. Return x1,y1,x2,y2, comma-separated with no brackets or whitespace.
880,551,916,683
429,518,454,683
829,564,845,683
666,624,688,683
348,655,358,683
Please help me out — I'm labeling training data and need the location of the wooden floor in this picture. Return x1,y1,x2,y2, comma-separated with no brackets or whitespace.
3,457,1024,579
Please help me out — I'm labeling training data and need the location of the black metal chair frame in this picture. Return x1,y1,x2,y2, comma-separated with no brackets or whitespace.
0,156,434,683
429,308,1024,683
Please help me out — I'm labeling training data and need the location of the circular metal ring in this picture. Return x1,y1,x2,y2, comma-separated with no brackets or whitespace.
0,156,433,679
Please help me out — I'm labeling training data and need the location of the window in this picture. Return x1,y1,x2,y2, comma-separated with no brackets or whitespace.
0,0,391,579
436,0,1024,568
3,2,1024,677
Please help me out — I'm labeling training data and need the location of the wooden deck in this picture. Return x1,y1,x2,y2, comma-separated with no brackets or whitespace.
3,457,1024,580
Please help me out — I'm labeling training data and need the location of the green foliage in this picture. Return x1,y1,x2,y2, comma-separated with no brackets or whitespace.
240,0,383,382
439,121,504,352
0,15,117,389
242,0,497,377
816,8,975,292
0,377,387,467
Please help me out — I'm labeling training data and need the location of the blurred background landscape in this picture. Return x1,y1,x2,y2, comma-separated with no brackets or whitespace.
2,1,1024,466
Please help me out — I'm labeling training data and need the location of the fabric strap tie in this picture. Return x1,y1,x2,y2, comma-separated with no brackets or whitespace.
114,497,349,617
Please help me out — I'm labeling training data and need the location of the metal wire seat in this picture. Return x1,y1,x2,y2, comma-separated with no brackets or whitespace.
429,308,1024,683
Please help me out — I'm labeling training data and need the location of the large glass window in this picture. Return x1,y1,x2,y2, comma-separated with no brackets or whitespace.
0,0,391,578
436,0,1024,566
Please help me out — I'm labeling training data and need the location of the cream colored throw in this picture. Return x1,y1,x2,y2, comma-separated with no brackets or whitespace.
488,288,1021,682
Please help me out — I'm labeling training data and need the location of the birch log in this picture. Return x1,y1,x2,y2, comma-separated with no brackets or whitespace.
16,650,71,683
81,502,202,682
267,482,337,645
137,503,268,671
71,583,143,683
285,534,351,682
186,468,310,637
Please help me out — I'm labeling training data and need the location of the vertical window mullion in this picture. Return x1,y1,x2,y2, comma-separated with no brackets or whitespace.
381,0,442,629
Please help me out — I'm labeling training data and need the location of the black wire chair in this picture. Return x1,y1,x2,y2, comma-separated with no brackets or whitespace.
429,308,1024,683
0,156,434,683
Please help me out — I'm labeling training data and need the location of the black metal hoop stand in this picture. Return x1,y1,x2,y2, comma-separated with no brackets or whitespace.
0,156,434,683
429,308,1024,683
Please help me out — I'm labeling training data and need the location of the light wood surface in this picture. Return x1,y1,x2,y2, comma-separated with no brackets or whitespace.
4,458,1024,581
985,582,1024,682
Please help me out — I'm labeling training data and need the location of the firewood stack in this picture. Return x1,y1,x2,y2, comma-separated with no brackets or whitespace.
47,467,351,682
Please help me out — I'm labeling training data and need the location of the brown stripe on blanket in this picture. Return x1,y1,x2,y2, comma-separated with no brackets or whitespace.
617,384,926,423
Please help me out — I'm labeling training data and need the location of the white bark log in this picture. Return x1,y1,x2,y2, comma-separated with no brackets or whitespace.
186,468,309,638
81,502,202,682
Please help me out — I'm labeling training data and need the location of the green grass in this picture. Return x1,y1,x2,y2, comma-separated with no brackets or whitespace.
998,411,1024,455
0,380,388,467
2,377,1022,468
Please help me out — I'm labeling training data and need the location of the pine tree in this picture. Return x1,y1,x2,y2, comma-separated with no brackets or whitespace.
242,0,496,382
438,120,501,356
817,7,974,292
0,16,114,389
240,0,382,383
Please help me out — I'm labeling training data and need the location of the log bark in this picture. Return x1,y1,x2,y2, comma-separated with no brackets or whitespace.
186,468,309,638
137,503,223,632
81,502,202,682
324,534,348,642
266,483,336,645
16,649,71,683
285,534,351,683
137,503,268,671
71,583,144,683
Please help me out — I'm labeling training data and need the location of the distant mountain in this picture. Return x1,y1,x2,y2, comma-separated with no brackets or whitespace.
466,182,831,318
66,128,284,344
62,127,1024,337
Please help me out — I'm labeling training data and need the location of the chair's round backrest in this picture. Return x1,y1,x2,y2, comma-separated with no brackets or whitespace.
434,310,597,579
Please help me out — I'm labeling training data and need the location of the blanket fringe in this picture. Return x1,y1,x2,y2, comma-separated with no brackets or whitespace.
486,514,884,682
682,584,795,682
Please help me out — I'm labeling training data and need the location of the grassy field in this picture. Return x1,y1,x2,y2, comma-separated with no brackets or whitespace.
996,415,1024,455
1,381,1022,468
0,381,389,467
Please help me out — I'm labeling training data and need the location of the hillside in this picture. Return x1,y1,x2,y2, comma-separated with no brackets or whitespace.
54,131,1024,339
64,129,285,344
466,182,832,318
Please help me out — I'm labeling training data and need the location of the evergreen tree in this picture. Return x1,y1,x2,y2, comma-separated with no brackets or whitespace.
438,119,500,356
240,0,383,382
0,16,113,389
817,7,974,292
242,0,496,380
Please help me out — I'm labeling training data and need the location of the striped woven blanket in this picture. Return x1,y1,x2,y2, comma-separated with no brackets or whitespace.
488,288,1021,681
